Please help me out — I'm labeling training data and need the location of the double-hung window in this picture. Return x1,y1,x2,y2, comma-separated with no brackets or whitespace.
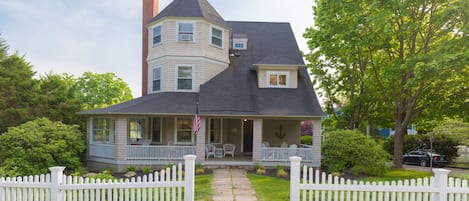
152,67,161,92
268,71,289,87
128,119,146,142
175,117,193,144
211,27,223,47
153,25,162,45
92,118,115,144
178,22,194,41
177,65,193,90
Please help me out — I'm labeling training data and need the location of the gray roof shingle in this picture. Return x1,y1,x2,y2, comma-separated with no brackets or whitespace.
148,0,226,27
80,17,323,117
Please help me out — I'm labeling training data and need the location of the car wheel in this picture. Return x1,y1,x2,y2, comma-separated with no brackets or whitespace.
420,160,427,167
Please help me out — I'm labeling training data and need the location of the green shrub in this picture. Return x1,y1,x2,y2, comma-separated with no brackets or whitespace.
142,166,152,174
322,130,390,176
0,118,86,176
126,165,136,172
88,170,115,181
300,135,313,145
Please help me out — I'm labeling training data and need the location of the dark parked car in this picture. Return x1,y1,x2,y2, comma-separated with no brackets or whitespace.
403,150,449,167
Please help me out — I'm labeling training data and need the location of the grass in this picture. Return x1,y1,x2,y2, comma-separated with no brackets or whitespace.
248,174,290,201
194,174,214,201
357,168,433,182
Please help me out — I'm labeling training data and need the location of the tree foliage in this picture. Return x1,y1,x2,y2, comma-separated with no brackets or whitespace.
432,119,469,146
76,72,133,110
322,130,390,176
0,38,37,133
0,118,86,176
305,0,468,167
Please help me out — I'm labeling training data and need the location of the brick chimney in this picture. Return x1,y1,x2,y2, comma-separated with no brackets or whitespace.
142,0,159,96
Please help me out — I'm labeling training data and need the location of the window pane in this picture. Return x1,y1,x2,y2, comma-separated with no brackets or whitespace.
178,66,192,78
129,119,146,141
93,118,114,143
212,28,222,38
153,68,161,80
153,80,160,91
234,43,244,49
177,79,191,90
212,37,222,47
177,131,192,142
279,75,287,85
270,74,278,85
179,23,193,33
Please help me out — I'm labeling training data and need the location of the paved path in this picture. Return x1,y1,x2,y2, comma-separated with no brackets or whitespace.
212,169,258,201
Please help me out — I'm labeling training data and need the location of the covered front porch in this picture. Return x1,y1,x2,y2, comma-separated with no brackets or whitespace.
87,116,321,171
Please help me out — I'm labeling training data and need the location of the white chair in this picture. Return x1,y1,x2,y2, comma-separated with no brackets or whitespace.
205,144,216,158
223,144,236,157
262,141,270,147
281,142,288,148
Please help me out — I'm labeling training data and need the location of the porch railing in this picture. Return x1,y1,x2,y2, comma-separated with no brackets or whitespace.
126,145,197,160
261,147,314,162
89,143,115,158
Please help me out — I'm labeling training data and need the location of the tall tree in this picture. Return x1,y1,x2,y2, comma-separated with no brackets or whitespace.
33,73,84,125
305,0,468,167
0,37,37,133
76,72,133,110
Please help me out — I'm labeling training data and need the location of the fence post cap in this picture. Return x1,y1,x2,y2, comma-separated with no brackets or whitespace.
184,154,197,160
432,168,451,175
289,156,302,162
49,166,66,171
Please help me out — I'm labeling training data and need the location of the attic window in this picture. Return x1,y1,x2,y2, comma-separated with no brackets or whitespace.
267,71,289,87
232,38,247,50
178,22,194,41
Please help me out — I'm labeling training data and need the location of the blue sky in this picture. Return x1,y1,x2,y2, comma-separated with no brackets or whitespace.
0,0,315,97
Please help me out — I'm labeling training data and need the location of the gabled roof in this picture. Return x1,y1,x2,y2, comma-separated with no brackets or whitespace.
198,22,323,118
148,0,226,27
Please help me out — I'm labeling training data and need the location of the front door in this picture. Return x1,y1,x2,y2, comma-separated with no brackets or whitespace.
243,120,253,152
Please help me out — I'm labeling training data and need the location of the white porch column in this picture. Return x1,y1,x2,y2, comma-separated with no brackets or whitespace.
115,117,128,161
312,118,322,167
252,118,263,161
196,117,207,160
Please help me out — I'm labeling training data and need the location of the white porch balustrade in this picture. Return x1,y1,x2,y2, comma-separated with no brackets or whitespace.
261,146,314,162
126,145,197,160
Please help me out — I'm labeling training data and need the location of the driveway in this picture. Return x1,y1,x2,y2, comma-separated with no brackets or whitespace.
403,165,469,176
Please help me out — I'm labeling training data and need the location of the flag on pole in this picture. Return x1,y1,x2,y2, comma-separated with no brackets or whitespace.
193,102,201,135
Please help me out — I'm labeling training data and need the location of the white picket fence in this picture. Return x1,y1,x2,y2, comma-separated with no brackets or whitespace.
0,155,196,201
290,157,469,201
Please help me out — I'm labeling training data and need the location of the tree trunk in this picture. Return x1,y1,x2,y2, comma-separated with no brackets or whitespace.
393,125,405,168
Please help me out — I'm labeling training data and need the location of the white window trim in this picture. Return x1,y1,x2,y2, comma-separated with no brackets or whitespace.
267,71,290,88
151,24,163,46
208,118,223,144
209,25,224,49
151,117,163,144
91,117,115,144
175,64,195,91
174,117,195,145
176,21,196,42
232,38,248,50
151,66,162,93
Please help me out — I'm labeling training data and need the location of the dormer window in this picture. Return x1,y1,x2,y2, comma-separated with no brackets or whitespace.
152,25,162,45
211,26,223,48
232,38,248,50
267,71,289,87
178,22,194,41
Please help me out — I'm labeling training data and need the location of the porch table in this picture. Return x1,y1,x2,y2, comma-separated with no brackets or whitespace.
215,148,224,158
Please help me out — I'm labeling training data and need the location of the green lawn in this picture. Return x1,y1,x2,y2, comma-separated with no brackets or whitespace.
247,174,290,201
359,168,433,182
194,174,214,201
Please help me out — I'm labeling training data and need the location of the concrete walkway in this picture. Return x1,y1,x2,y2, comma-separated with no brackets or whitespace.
212,169,258,201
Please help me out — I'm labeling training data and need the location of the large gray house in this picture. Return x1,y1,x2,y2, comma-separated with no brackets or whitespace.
80,0,323,172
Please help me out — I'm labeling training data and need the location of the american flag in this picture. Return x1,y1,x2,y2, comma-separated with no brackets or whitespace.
193,102,201,135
